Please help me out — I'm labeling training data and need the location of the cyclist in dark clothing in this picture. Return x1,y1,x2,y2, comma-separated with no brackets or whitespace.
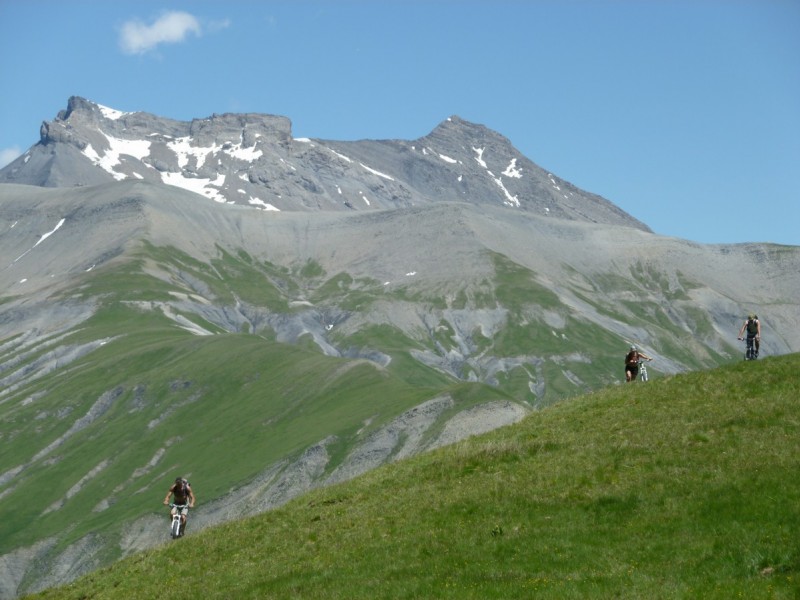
738,314,761,358
625,345,653,382
163,477,195,531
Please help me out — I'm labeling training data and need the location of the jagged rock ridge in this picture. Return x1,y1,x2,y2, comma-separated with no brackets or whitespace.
1,96,649,230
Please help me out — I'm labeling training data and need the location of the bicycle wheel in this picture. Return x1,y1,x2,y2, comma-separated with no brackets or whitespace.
171,517,181,539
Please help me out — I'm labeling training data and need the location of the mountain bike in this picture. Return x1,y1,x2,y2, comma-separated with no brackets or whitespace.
738,336,758,360
169,503,189,539
638,359,649,382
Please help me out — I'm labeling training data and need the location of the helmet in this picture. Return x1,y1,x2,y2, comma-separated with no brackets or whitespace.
748,313,755,319
630,345,637,351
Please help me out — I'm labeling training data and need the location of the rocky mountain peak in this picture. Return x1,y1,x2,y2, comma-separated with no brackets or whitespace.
2,97,650,231
61,95,98,120
187,111,292,147
427,114,500,141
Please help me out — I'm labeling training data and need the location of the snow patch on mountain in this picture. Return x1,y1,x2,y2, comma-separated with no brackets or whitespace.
503,158,522,178
248,197,280,211
97,104,129,121
470,147,520,207
472,146,487,168
359,162,394,181
162,171,227,203
439,152,458,164
11,218,66,264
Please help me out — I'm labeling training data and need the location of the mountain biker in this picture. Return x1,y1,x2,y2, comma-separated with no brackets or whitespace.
625,345,652,382
737,313,761,358
163,477,195,532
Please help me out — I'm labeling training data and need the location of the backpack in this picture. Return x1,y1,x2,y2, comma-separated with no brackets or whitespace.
746,318,759,335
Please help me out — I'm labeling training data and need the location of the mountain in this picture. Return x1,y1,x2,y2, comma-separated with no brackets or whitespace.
1,96,648,229
1,98,799,598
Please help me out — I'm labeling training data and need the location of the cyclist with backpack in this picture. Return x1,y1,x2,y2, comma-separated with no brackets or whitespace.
163,477,195,533
738,313,761,359
625,345,653,382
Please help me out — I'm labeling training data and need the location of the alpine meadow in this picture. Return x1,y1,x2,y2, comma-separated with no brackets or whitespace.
23,356,800,599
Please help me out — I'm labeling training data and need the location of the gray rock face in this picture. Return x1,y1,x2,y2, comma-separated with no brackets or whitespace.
1,97,649,231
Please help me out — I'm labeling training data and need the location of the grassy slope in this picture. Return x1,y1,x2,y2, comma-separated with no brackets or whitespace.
28,354,800,599
0,314,476,554
0,242,508,561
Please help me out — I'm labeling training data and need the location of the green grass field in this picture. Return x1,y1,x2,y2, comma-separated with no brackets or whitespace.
27,354,800,599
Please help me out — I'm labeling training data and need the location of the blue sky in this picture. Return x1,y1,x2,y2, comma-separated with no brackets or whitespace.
1,0,798,246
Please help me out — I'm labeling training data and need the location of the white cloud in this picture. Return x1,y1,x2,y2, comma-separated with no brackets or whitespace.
119,11,202,55
0,147,22,168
